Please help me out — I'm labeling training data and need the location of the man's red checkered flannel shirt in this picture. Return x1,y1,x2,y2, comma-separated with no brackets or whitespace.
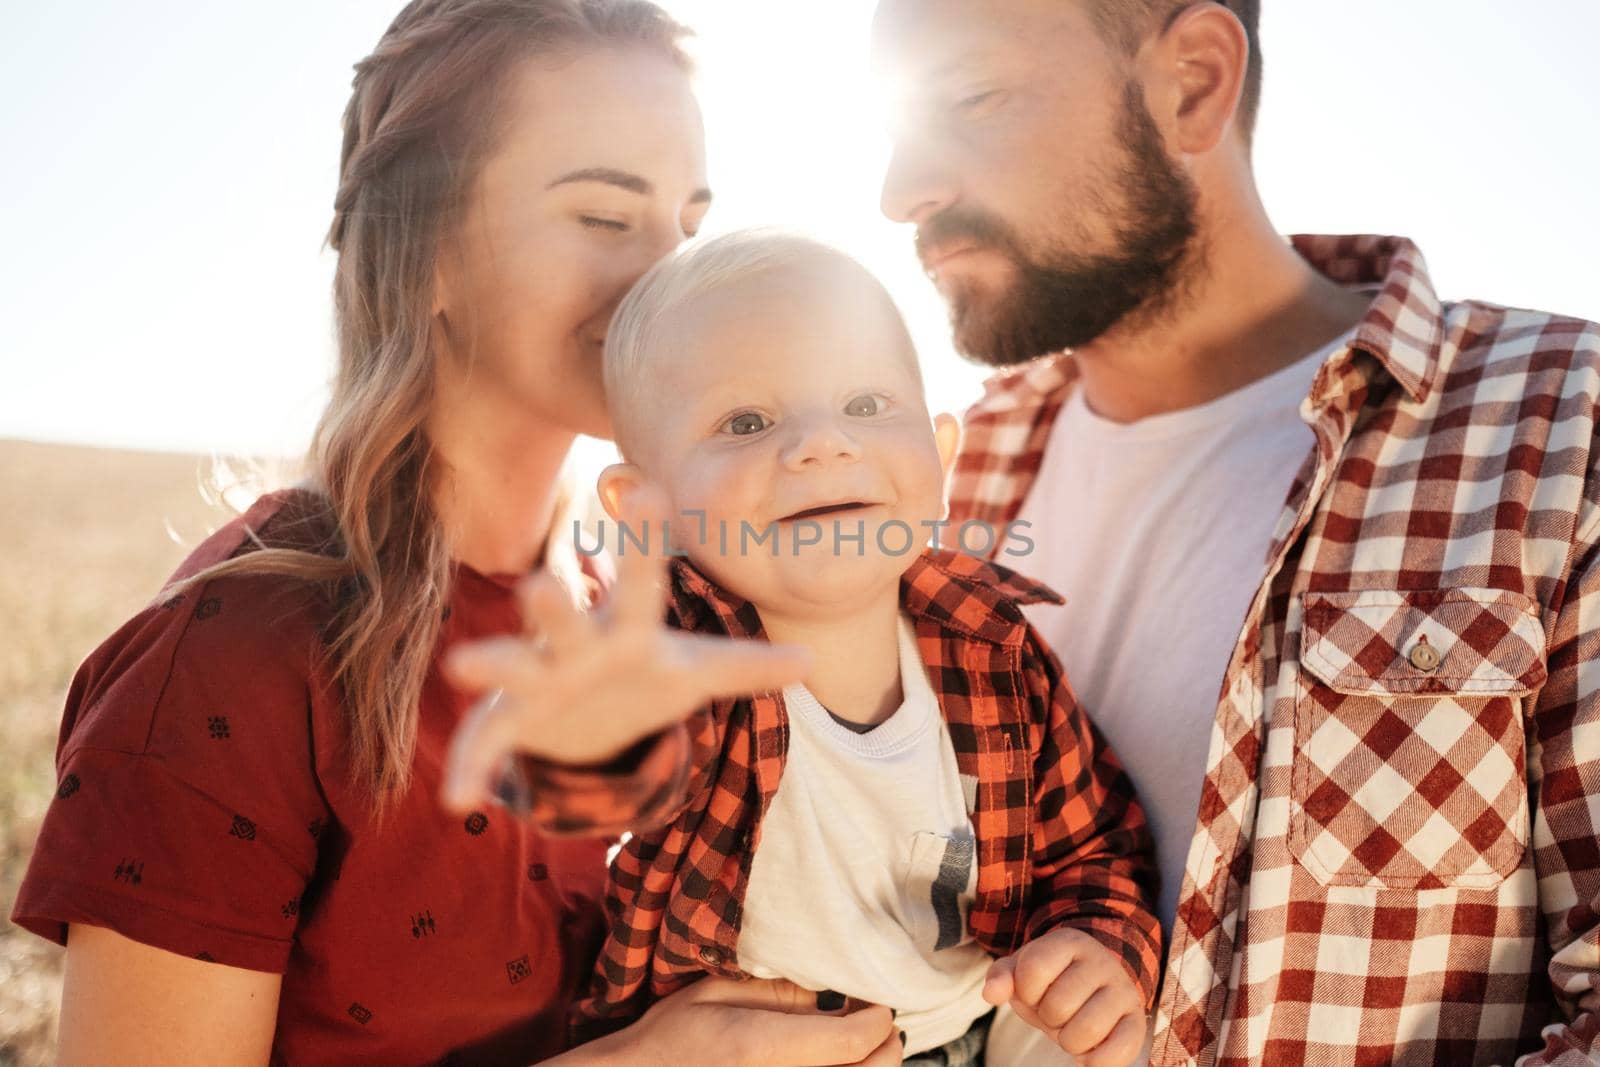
525,548,1161,1040
948,234,1600,1066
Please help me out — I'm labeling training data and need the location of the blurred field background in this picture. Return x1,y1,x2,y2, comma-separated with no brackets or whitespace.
0,439,259,1065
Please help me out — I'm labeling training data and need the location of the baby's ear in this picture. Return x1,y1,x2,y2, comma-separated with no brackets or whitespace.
932,412,962,478
597,462,646,522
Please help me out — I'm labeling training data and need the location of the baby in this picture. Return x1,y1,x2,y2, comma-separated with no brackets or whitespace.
447,232,1159,1065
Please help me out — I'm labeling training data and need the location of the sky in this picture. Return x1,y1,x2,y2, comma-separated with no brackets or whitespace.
2,1,1597,464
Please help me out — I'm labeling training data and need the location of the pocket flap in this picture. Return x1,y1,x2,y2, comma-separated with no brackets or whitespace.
1300,587,1546,697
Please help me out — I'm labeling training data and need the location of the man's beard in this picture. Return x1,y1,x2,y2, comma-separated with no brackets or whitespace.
921,80,1200,367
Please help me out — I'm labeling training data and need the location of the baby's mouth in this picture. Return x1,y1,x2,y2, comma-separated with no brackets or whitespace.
779,501,877,523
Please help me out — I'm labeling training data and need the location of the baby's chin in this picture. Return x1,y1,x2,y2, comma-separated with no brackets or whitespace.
699,547,917,623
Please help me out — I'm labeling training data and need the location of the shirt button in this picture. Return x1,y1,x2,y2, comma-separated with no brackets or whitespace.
1408,641,1441,672
698,946,722,967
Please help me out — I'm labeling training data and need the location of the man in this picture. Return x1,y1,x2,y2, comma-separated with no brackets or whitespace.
874,1,1600,1064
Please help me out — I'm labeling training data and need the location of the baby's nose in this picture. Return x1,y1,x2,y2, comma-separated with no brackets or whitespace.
781,416,863,469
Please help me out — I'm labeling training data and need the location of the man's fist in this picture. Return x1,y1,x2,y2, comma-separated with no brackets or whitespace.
982,926,1146,1067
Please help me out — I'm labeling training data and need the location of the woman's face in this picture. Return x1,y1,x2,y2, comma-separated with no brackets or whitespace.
434,46,710,440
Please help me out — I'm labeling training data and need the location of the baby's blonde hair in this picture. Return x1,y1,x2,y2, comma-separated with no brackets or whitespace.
603,229,919,457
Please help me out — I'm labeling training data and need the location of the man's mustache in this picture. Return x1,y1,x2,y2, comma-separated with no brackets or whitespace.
915,208,1022,267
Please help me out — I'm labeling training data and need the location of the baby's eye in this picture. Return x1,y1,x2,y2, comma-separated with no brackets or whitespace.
844,395,882,418
726,412,769,436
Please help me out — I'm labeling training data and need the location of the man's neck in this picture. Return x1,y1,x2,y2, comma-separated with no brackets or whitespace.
1072,201,1372,424
427,389,577,577
759,592,904,728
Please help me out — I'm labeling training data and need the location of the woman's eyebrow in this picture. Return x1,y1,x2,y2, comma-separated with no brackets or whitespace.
547,166,713,204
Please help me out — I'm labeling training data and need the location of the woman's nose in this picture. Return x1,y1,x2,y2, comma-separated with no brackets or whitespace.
781,415,863,470
619,218,691,289
605,220,692,319
647,216,691,263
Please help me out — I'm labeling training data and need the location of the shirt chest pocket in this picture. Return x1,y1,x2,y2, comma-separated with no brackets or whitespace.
903,830,978,953
1289,587,1545,890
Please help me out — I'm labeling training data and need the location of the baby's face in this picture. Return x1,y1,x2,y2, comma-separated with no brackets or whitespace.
630,259,951,621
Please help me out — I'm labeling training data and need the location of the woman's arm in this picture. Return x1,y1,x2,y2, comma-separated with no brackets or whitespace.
58,927,900,1066
548,976,902,1067
57,924,282,1067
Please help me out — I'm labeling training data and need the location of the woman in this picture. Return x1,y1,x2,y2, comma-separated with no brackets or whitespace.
10,1,896,1063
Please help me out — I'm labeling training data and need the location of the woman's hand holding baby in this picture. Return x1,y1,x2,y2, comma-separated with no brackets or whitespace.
982,926,1146,1067
440,485,811,811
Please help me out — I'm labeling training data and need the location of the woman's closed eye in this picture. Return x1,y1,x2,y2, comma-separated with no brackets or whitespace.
579,214,631,233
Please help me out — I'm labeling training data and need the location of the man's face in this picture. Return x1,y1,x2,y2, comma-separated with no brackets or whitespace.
874,0,1200,366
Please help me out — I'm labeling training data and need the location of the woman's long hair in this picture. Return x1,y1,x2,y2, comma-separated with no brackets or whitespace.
182,0,690,812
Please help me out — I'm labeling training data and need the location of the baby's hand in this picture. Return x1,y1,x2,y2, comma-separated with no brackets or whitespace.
441,485,811,810
982,927,1145,1067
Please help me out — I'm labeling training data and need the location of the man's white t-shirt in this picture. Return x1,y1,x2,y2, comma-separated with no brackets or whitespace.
1012,329,1354,934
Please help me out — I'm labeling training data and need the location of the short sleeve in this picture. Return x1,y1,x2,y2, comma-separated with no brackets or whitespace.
11,566,333,974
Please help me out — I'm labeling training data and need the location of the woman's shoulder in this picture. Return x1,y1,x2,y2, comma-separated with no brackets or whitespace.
64,488,340,756
171,485,339,583
161,485,342,641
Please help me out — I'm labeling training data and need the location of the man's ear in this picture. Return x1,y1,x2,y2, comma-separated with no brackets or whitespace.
597,462,645,521
1158,1,1251,155
933,412,962,479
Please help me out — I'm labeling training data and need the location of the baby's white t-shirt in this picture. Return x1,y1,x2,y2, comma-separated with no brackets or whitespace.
736,615,993,1055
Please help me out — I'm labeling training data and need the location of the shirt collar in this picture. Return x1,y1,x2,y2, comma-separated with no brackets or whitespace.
666,550,1063,649
1290,234,1443,405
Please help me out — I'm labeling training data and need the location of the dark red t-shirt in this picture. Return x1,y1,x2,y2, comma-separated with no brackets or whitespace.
12,490,609,1065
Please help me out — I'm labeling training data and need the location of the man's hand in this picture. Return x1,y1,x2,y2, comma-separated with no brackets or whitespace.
982,927,1145,1067
441,486,811,811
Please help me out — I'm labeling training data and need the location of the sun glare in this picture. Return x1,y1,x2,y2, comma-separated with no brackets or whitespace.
1,2,1595,459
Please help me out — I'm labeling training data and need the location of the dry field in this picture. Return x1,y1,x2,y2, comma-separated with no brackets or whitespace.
0,439,259,1066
